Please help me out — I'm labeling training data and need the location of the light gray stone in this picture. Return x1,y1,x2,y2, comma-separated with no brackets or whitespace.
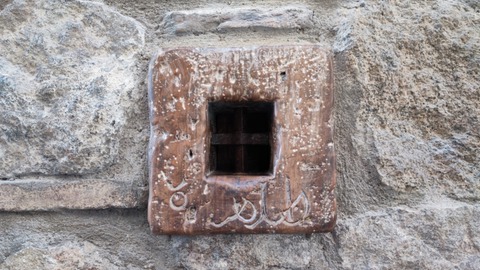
0,179,147,211
337,200,480,269
0,210,177,270
173,234,330,269
333,0,480,212
0,0,145,178
161,5,314,35
1,202,479,269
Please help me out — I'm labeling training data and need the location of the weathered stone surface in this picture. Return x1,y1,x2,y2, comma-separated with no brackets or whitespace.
0,210,177,270
355,1,480,201
1,203,479,269
0,179,147,211
161,5,314,35
0,0,479,268
333,0,480,216
0,0,145,178
336,200,480,269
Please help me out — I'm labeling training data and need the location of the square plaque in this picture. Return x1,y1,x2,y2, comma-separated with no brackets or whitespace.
148,46,336,234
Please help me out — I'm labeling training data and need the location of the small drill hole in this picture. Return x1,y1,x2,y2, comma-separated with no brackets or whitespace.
280,71,287,81
189,149,194,159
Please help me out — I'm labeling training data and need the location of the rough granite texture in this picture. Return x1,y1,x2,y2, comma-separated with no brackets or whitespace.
0,0,145,178
161,5,314,35
0,0,479,269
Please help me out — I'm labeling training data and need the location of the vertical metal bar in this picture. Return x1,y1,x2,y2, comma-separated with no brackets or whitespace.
234,107,244,172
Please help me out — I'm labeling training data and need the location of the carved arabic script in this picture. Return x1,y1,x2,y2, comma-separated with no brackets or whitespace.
158,170,189,211
209,179,311,229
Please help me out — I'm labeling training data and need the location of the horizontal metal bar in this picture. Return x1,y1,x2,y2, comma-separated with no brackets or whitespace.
211,133,269,145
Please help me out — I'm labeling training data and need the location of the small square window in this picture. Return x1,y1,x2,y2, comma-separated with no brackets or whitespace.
208,102,274,175
148,46,336,235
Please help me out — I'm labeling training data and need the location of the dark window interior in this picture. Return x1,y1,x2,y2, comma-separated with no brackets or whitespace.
208,102,273,175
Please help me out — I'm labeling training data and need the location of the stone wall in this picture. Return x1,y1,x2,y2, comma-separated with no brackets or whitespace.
0,0,479,269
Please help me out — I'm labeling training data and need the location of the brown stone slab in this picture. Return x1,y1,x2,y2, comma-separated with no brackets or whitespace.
148,46,336,234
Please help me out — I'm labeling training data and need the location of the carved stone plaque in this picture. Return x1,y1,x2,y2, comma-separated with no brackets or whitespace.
148,46,336,234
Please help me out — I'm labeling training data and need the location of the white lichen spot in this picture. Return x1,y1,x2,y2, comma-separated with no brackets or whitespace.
160,132,169,141
203,185,210,195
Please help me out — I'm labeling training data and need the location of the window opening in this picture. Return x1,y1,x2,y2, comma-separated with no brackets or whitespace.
208,102,274,175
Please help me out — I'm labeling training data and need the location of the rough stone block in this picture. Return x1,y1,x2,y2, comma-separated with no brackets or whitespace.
0,179,147,211
161,5,314,35
336,200,480,269
0,0,145,178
